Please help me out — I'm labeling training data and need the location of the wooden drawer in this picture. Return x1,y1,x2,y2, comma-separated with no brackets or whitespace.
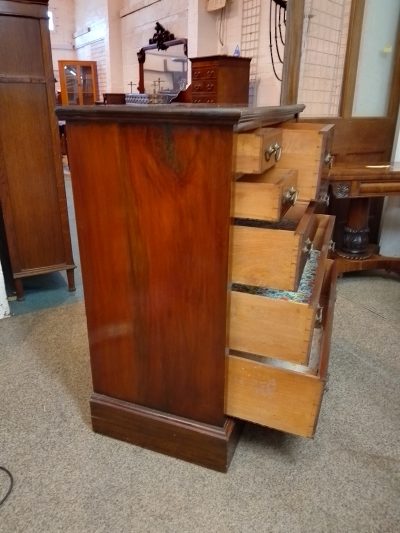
226,260,336,437
228,221,335,364
192,79,217,93
232,168,298,222
192,94,216,103
231,202,334,291
234,128,283,174
192,66,217,80
276,123,334,202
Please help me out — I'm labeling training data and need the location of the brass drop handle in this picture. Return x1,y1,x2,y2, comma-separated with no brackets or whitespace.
283,186,298,206
315,304,324,326
302,237,314,255
265,142,282,162
325,152,334,169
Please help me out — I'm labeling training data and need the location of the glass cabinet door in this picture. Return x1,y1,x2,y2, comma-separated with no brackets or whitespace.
63,64,79,105
58,60,99,105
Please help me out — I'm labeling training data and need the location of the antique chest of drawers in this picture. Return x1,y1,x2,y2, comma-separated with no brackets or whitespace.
190,55,251,104
58,103,335,472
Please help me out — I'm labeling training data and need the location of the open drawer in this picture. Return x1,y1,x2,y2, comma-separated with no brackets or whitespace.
232,168,298,222
230,202,334,292
276,122,334,202
228,230,335,365
226,260,337,438
233,127,283,174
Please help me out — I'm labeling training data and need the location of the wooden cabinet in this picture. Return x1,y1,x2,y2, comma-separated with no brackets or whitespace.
57,103,336,471
190,55,251,104
58,60,99,105
0,0,75,300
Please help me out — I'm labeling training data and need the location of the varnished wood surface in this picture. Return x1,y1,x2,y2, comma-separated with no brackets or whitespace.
65,117,237,426
91,393,242,472
57,103,305,132
0,0,74,293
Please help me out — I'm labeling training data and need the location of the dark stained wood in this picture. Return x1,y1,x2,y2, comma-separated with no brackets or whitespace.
0,0,75,298
66,118,235,424
91,393,243,472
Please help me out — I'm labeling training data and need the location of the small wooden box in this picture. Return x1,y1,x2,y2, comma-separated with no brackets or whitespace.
226,260,336,437
232,168,298,222
190,55,251,104
276,123,334,201
234,128,283,174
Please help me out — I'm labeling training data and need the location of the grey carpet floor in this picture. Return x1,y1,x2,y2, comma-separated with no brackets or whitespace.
0,272,399,532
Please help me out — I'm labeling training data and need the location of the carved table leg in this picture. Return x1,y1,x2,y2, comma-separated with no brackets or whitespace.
337,197,372,259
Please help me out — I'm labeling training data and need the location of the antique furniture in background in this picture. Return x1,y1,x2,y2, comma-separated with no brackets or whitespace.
58,102,336,471
190,55,251,104
329,164,400,275
58,60,99,105
0,0,75,300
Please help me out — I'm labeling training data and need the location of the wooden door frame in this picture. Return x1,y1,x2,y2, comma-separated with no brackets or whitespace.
282,0,400,131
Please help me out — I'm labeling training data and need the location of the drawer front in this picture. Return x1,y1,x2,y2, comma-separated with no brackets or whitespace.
234,128,283,174
229,219,334,364
192,67,217,80
192,94,216,103
230,205,328,292
226,260,337,438
277,123,335,202
232,168,298,222
192,80,217,93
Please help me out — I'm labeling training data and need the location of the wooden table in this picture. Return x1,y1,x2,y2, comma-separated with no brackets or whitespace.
329,164,400,275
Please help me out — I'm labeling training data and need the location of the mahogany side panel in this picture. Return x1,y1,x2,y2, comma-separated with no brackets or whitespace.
66,119,235,427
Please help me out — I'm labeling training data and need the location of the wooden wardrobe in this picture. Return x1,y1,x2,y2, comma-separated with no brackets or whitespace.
0,0,75,299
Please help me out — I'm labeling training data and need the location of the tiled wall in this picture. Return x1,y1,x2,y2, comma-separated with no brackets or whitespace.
297,0,351,116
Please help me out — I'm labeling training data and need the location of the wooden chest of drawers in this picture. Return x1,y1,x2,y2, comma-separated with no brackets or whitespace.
190,55,251,105
58,104,335,472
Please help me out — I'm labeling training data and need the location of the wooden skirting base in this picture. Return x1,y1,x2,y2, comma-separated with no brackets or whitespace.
90,393,243,472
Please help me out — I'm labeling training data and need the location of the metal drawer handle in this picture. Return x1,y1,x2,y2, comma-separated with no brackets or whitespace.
315,304,324,326
302,237,314,255
265,142,282,162
325,152,334,169
283,186,298,206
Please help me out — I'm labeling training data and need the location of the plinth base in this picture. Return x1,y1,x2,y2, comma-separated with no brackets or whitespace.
90,393,243,472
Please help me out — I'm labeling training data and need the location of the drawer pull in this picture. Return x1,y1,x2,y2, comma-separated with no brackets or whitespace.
324,152,334,169
302,238,314,255
283,186,298,206
264,142,282,162
328,239,336,253
315,304,324,326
